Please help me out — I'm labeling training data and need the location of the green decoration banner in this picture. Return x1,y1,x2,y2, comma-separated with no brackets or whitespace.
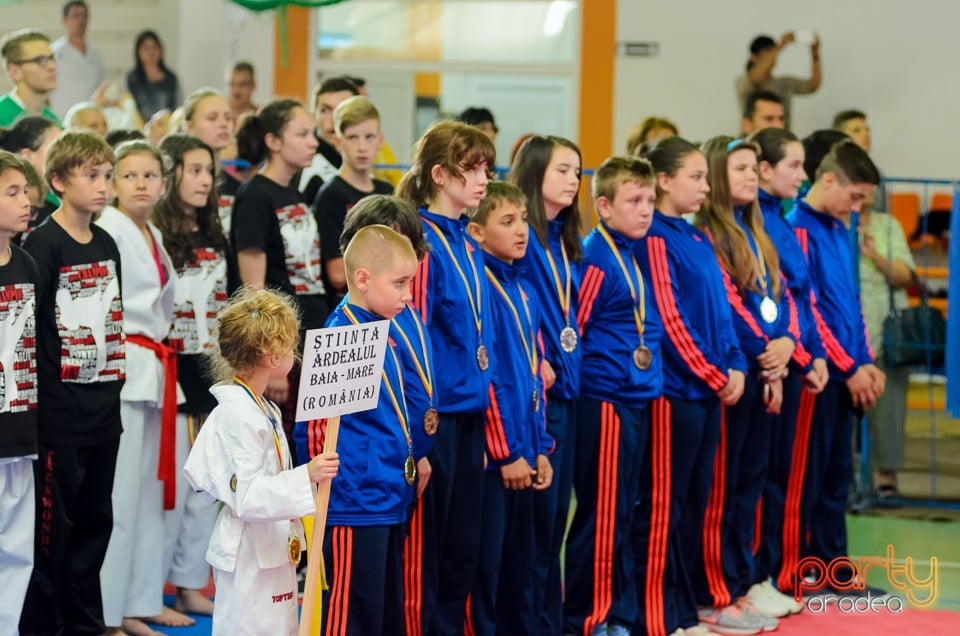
227,0,349,67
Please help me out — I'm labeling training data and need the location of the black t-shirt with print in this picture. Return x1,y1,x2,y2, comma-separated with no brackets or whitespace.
169,232,229,415
230,174,328,330
23,219,124,446
0,245,41,457
298,138,342,207
313,175,395,261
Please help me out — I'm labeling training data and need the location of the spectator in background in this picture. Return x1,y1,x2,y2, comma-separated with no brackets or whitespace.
144,108,171,147
834,109,886,211
0,29,60,127
125,30,182,122
0,116,62,233
49,1,105,119
625,116,678,155
227,61,257,121
459,106,498,142
857,199,915,504
736,32,821,129
298,76,359,204
64,101,108,136
741,90,786,135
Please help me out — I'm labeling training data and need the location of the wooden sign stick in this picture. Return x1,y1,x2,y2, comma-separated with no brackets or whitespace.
298,415,341,636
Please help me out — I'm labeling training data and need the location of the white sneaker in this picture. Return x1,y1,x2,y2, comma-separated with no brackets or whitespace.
685,626,713,636
668,629,686,636
760,580,802,615
747,581,801,618
736,597,779,632
697,605,763,635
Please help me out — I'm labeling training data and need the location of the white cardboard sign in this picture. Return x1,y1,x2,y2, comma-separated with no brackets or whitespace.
294,320,390,421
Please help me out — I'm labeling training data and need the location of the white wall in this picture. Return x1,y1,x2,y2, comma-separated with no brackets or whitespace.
615,0,960,179
0,0,274,108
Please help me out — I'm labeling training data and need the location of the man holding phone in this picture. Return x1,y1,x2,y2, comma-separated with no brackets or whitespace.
735,31,822,129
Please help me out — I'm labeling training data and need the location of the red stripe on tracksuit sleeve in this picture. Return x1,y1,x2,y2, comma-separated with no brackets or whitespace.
576,265,604,333
717,256,767,341
411,252,430,323
647,238,728,392
308,418,327,459
484,385,511,461
784,284,812,368
794,228,855,372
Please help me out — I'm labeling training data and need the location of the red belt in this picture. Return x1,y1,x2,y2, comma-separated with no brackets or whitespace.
127,334,178,510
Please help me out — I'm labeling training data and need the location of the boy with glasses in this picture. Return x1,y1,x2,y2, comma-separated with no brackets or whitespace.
0,29,60,127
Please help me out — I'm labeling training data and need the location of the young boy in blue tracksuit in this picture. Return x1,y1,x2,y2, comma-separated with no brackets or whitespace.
786,140,885,593
465,182,553,635
564,156,663,636
318,225,421,636
634,137,748,636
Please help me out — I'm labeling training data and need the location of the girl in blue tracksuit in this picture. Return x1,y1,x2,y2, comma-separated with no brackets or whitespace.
509,135,584,636
693,136,802,632
465,182,554,635
748,129,828,604
396,120,497,635
786,140,885,592
564,156,663,636
633,137,748,636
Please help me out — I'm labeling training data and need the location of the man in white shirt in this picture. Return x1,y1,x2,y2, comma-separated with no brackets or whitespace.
49,1,105,119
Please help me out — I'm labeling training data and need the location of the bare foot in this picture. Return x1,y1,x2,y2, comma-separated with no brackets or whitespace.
141,605,194,627
174,588,215,616
120,618,166,636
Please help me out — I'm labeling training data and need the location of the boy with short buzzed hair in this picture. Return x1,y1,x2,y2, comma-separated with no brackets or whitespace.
0,29,60,127
319,224,421,635
313,95,394,303
20,129,123,635
782,139,886,594
565,156,664,636
464,182,553,635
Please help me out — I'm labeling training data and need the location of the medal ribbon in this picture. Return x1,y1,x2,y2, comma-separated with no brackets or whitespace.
484,268,538,379
596,223,646,344
543,238,573,328
390,306,434,403
343,305,413,452
743,225,772,297
233,376,285,470
423,218,483,338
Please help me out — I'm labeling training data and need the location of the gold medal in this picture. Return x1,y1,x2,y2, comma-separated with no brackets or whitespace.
760,296,778,324
404,455,417,485
476,344,490,371
560,326,578,353
229,474,237,492
288,534,302,565
423,408,439,436
633,344,653,370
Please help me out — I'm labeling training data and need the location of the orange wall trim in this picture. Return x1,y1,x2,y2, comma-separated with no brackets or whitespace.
578,0,615,172
274,6,311,103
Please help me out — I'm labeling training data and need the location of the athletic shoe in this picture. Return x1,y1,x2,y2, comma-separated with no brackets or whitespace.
747,581,802,617
737,597,780,632
763,580,803,615
685,626,713,636
697,605,763,635
746,583,789,618
668,629,686,636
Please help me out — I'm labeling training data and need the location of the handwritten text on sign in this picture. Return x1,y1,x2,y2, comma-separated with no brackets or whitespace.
294,320,389,421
